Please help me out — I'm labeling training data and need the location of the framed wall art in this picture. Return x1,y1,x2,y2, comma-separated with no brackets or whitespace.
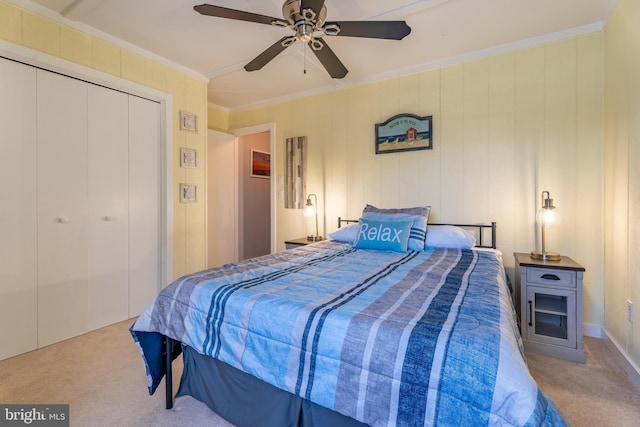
375,113,432,154
285,136,307,209
250,149,271,179
179,183,198,203
179,111,198,133
180,147,198,168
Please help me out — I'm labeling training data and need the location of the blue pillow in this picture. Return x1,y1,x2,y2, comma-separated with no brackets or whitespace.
361,205,430,251
361,211,429,252
353,218,413,253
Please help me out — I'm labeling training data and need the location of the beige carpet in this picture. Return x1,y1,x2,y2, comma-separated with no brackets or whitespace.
526,337,640,426
1,319,639,426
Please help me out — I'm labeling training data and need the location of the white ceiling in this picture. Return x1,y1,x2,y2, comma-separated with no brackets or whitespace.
22,0,619,110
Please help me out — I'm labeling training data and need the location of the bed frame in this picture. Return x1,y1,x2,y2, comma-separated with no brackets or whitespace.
162,218,498,410
337,217,497,249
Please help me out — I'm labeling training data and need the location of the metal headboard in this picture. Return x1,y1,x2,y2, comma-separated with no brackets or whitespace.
337,217,497,249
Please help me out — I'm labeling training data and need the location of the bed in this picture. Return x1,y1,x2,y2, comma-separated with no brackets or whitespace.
131,206,568,427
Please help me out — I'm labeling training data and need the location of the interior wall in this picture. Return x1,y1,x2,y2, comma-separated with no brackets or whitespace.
604,0,640,370
238,131,271,260
0,0,209,280
229,33,605,335
207,129,237,268
208,104,230,131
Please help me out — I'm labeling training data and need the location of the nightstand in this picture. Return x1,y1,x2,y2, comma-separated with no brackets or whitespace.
514,252,586,363
284,237,323,250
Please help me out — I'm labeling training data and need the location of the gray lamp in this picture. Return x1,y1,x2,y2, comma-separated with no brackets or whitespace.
530,190,561,261
305,193,322,241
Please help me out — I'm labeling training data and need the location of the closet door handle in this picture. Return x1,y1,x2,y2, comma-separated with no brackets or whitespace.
103,215,114,221
56,216,69,224
528,300,533,326
541,273,560,281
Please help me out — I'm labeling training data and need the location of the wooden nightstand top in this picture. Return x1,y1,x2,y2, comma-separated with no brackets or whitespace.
285,237,324,246
514,252,585,271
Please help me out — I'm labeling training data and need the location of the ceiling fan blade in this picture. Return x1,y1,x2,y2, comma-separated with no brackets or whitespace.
245,36,295,72
300,0,326,15
309,39,348,79
194,4,282,26
325,21,411,40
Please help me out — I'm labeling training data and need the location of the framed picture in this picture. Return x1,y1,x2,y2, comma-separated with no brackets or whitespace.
179,183,198,203
375,113,432,154
250,149,271,179
179,111,198,133
180,147,198,168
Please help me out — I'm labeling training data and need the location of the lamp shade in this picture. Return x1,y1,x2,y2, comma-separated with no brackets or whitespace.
535,201,561,226
531,190,561,261
305,194,322,241
304,200,315,217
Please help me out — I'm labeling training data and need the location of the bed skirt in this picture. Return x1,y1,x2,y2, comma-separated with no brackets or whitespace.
176,345,368,427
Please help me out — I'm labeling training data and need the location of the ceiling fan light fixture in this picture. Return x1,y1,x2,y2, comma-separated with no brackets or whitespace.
296,22,314,42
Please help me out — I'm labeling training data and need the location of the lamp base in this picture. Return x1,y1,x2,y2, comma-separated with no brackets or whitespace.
307,235,323,242
530,251,561,261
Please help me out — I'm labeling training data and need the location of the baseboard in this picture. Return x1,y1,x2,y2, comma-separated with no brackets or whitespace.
583,323,603,338
602,330,640,391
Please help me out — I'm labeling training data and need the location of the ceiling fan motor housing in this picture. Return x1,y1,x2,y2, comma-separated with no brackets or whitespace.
282,0,327,42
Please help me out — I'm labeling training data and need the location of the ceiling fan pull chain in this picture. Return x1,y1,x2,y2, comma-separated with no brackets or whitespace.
304,42,307,74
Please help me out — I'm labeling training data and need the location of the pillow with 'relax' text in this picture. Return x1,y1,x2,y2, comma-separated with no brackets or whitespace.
361,204,430,251
353,218,413,253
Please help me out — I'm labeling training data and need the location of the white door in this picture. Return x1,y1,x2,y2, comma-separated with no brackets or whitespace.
129,95,161,316
207,129,238,267
0,59,38,360
37,70,89,347
87,85,130,330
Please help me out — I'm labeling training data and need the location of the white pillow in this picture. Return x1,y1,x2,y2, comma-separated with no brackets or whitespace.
328,223,359,243
425,225,476,249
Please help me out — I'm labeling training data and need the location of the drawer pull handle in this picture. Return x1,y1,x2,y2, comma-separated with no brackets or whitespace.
528,300,533,326
541,273,560,280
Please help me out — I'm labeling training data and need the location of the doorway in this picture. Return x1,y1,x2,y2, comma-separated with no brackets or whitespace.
238,131,271,260
207,124,276,268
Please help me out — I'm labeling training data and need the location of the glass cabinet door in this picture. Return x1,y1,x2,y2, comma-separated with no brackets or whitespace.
525,286,576,348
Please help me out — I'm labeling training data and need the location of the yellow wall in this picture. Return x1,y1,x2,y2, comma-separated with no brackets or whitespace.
208,104,230,131
230,33,605,333
0,1,209,279
604,0,640,370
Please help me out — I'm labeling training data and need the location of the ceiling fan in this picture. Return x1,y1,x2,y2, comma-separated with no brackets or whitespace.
194,0,412,79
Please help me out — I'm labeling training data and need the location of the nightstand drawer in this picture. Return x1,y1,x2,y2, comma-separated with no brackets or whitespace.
526,267,575,288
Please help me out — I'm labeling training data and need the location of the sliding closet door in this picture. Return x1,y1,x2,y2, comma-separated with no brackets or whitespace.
0,59,37,360
37,70,89,347
129,95,161,316
87,85,130,330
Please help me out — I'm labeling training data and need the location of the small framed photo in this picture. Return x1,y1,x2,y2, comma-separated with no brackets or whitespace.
179,183,198,203
179,111,198,133
250,149,271,179
180,148,198,168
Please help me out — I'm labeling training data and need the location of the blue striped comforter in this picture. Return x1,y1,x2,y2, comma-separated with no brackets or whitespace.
131,241,568,426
